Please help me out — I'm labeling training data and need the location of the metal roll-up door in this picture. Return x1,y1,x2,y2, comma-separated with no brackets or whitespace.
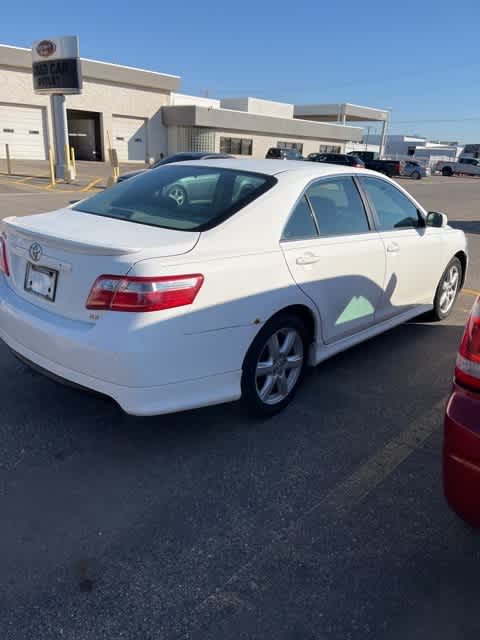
0,104,46,160
112,116,147,162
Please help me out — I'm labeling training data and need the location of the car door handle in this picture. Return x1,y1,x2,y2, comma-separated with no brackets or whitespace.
386,242,400,254
296,254,321,265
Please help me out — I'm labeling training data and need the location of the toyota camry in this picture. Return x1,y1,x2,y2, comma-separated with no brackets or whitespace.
0,160,467,416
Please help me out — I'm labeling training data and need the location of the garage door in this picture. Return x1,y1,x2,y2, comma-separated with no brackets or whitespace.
112,116,147,162
0,105,46,160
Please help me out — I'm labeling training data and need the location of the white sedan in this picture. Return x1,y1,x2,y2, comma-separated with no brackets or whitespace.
0,160,467,416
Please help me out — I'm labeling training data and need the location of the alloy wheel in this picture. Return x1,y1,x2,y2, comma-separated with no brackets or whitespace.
255,328,304,405
168,186,186,207
439,264,460,314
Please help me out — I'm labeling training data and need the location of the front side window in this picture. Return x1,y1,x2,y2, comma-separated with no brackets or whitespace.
360,177,421,230
73,165,276,231
282,196,318,241
306,177,370,237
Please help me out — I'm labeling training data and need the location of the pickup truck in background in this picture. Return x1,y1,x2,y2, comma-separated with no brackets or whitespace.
435,157,480,177
347,151,402,177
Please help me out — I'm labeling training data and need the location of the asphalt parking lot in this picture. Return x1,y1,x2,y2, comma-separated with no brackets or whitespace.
1,174,480,640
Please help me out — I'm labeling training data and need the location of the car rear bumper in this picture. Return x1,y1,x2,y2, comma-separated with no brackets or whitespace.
2,329,241,415
0,276,243,415
443,383,480,527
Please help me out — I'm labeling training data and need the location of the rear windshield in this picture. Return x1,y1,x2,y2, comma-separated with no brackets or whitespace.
73,165,277,231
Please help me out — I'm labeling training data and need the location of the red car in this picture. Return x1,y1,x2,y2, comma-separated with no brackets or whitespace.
444,296,480,526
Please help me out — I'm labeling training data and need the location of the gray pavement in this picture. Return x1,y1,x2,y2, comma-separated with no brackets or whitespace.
0,175,480,639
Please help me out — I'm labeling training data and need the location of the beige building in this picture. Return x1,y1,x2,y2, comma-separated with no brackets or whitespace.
0,43,369,163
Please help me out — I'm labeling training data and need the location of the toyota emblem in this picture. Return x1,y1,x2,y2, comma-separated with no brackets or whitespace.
36,40,56,58
29,243,43,262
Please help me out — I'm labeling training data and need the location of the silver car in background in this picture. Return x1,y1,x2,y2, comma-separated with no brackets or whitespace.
400,160,427,180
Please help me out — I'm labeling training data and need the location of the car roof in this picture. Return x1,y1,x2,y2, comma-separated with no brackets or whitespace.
171,158,374,177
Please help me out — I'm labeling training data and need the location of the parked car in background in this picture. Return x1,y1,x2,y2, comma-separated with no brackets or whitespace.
436,156,480,177
0,160,466,418
117,152,234,183
265,147,303,160
444,296,480,528
400,160,426,180
347,151,401,177
307,153,365,168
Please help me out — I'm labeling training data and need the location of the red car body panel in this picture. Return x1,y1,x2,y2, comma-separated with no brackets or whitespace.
443,382,480,527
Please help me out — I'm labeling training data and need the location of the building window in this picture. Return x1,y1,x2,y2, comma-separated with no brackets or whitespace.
220,136,253,156
319,145,341,153
278,141,303,153
177,126,216,153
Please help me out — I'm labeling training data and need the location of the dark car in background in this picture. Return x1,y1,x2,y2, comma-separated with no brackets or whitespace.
307,152,365,168
265,147,303,160
117,152,234,183
347,151,402,178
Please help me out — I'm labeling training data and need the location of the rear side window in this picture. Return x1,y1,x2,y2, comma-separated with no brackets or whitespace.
73,166,277,231
306,177,370,236
360,177,421,230
282,196,318,240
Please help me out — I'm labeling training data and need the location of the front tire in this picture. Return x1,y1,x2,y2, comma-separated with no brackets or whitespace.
431,257,462,321
411,171,421,180
241,313,309,417
442,167,453,177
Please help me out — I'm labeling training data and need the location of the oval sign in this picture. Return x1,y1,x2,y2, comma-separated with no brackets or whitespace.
36,40,56,58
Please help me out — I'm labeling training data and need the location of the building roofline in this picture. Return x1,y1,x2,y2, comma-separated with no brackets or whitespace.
294,102,389,122
162,104,363,142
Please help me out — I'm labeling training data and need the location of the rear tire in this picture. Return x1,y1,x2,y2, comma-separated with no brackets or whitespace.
241,313,309,417
411,171,421,180
431,257,462,321
442,167,453,177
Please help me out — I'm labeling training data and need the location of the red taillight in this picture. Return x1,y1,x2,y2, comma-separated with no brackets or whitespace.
86,274,204,312
0,235,10,276
455,298,480,391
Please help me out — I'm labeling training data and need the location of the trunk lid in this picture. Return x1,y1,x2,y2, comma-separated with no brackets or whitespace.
2,208,200,321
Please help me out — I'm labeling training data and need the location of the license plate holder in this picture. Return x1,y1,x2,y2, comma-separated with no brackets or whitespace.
24,263,58,302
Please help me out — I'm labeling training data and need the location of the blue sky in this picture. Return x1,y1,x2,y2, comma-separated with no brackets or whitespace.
2,0,480,142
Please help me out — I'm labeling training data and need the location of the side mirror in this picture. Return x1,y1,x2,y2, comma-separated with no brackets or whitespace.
427,211,448,228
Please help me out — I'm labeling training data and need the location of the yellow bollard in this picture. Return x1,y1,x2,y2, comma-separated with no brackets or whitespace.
48,147,56,187
5,143,12,175
108,147,119,184
64,144,71,170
